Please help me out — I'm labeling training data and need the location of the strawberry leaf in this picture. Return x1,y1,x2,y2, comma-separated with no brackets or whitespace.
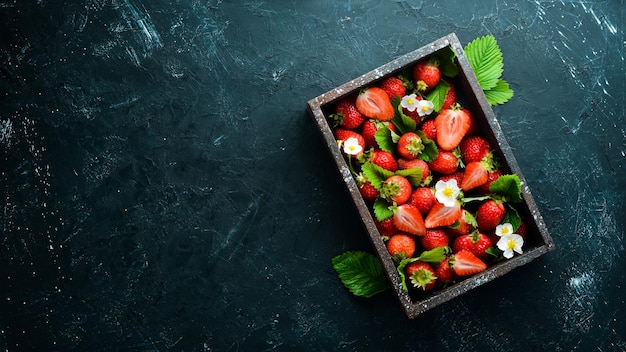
373,198,394,221
416,246,450,263
490,174,522,203
503,205,521,231
416,131,438,162
484,79,514,106
426,80,450,113
465,35,503,91
374,127,396,153
396,257,419,291
361,162,395,190
332,251,389,298
391,97,417,134
395,168,423,187
436,47,459,78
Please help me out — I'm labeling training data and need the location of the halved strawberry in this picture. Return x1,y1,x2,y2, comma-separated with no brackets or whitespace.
424,202,462,228
450,250,487,276
355,87,395,121
435,104,472,151
393,204,426,236
460,161,489,191
380,175,412,205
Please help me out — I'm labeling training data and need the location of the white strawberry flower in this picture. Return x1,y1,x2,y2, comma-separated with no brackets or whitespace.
400,94,420,112
497,234,524,259
434,179,460,207
343,137,363,156
416,99,434,116
495,223,514,237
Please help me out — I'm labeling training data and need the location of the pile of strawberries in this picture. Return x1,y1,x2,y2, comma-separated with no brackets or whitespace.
329,56,527,296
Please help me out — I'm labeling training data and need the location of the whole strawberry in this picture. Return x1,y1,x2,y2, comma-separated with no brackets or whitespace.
476,199,506,232
375,217,398,237
406,261,437,292
420,228,450,251
396,132,424,160
398,158,430,184
452,232,493,261
428,150,459,175
334,128,365,156
459,135,491,164
379,76,406,99
435,256,458,287
386,232,416,261
420,119,437,141
367,149,398,172
330,98,365,130
476,169,503,195
380,175,412,205
360,120,396,149
356,175,379,202
409,187,437,215
441,80,457,110
413,59,441,93
438,170,465,188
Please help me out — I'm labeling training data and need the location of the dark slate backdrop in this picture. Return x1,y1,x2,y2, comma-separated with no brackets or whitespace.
1,1,624,351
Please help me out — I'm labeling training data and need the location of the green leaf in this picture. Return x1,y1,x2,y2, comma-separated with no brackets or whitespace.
395,168,423,187
332,251,390,298
374,127,395,152
391,97,417,134
503,205,521,231
425,80,450,113
373,198,394,221
490,174,522,203
362,162,395,190
484,79,514,106
416,246,450,263
436,47,459,78
465,35,504,91
396,257,418,291
416,131,438,162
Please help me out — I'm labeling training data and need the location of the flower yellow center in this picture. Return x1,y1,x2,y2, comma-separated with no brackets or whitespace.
421,105,429,112
507,240,517,250
407,98,414,105
443,187,453,198
502,227,510,235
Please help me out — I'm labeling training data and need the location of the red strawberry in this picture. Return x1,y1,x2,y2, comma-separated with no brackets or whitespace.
452,233,493,261
435,104,472,151
424,202,463,228
368,150,398,172
476,169,502,194
435,257,458,287
447,209,477,237
398,159,430,184
375,217,398,237
460,161,489,191
413,59,441,93
476,199,506,231
396,132,424,160
380,175,412,205
330,98,365,130
441,80,457,110
428,150,459,175
360,120,396,149
409,187,437,215
393,204,426,236
459,135,491,164
386,232,416,260
334,128,365,156
464,108,480,135
450,250,487,276
357,178,379,202
406,261,437,292
438,170,465,188
379,76,406,99
420,228,450,251
420,119,437,141
355,87,395,121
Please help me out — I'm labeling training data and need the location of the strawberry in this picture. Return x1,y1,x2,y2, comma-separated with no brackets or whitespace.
452,232,493,261
464,108,480,135
330,98,365,130
441,80,457,110
355,87,395,121
447,209,477,237
380,175,412,205
460,161,489,191
393,204,426,236
420,119,437,141
438,170,465,188
409,187,437,215
334,128,365,156
435,257,458,287
398,158,430,184
406,261,437,292
379,76,406,99
357,178,379,202
396,132,424,160
516,221,527,240
435,104,472,151
420,228,450,251
368,150,398,172
476,169,502,194
428,150,459,175
386,232,416,261
459,135,491,164
360,120,396,149
450,250,487,276
413,59,441,93
424,202,463,228
476,199,506,232
375,217,398,237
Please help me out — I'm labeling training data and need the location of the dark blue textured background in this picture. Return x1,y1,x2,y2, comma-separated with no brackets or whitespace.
1,1,624,350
